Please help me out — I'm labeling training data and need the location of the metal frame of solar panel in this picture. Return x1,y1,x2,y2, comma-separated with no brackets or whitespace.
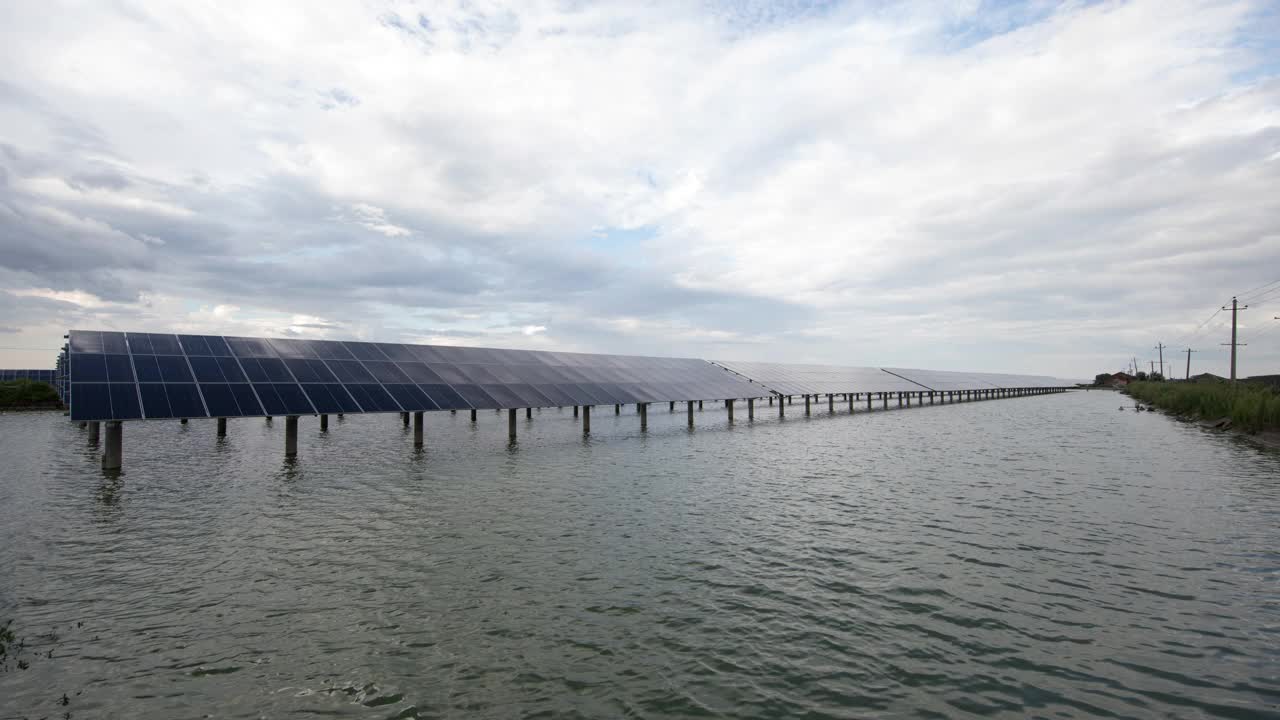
66,331,771,422
713,361,927,396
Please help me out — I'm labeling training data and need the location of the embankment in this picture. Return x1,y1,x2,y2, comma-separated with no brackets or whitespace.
1126,381,1280,434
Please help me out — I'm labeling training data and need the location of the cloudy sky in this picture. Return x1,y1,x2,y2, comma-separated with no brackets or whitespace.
1,0,1277,379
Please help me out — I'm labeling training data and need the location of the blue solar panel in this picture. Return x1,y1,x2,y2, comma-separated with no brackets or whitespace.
66,331,773,421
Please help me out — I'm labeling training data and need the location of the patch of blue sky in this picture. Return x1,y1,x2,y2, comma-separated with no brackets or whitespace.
931,0,1098,53
1229,3,1280,84
581,225,658,266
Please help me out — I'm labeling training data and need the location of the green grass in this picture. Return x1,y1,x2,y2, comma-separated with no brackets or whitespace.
1127,381,1280,433
0,379,61,408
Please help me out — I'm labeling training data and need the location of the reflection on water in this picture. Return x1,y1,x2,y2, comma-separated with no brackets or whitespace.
1,392,1278,719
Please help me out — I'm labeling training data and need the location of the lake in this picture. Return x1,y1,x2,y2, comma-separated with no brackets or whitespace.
1,390,1277,718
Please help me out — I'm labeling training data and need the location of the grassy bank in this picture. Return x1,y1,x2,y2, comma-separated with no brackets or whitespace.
0,379,61,409
1127,381,1280,433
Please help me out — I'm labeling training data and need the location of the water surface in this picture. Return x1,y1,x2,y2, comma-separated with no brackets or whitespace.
1,391,1278,718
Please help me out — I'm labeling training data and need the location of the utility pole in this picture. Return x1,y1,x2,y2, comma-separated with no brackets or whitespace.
1184,348,1196,380
1154,342,1166,379
1149,360,1156,376
1220,296,1248,383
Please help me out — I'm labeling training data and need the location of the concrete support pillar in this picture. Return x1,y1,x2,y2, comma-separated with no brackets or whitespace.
639,403,648,431
582,405,590,434
527,407,533,419
687,401,695,428
102,421,122,470
217,418,227,436
898,393,904,407
768,396,773,406
285,416,298,457
779,395,785,417
866,394,872,410
726,399,734,423
748,398,755,421
849,394,854,412
828,394,834,413
882,392,888,409
615,404,620,415
668,401,674,412
698,400,703,410
574,405,579,418
788,395,793,405
471,409,477,422
413,411,424,447
180,418,188,425
320,414,328,431
804,394,811,416
88,421,100,444
401,412,409,426
79,421,87,429
508,409,517,442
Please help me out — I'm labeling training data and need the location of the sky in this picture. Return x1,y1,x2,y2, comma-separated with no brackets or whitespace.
1,0,1278,380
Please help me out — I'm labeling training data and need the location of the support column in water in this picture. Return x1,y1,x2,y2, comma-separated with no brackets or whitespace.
726,399,734,423
688,401,695,428
509,409,518,441
413,411,424,448
217,418,226,437
582,405,591,434
102,421,122,470
285,416,298,457
805,395,811,416
320,414,328,431
88,421,100,444
748,398,754,421
471,409,477,422
639,403,648,430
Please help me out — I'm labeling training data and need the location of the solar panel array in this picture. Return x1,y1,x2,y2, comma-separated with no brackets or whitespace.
0,369,56,383
713,361,927,395
715,361,1074,395
66,331,770,422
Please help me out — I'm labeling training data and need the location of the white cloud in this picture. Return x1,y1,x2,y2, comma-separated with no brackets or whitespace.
0,0,1276,377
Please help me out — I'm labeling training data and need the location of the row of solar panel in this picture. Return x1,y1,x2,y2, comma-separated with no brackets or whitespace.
68,377,758,421
714,361,1076,394
0,369,56,382
68,331,713,370
67,352,738,387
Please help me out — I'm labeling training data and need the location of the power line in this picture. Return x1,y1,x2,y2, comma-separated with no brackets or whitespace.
1238,278,1280,303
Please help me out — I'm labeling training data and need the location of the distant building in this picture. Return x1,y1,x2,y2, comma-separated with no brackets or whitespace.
1110,372,1134,387
1190,372,1226,383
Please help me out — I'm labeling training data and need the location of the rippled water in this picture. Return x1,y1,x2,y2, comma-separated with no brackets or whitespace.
1,391,1278,718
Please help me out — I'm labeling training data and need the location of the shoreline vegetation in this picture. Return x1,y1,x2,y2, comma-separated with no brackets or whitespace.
0,380,63,411
1125,380,1280,434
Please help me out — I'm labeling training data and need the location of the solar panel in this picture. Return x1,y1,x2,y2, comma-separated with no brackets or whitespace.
881,368,1003,391
712,361,926,395
715,361,1073,395
0,369,56,383
66,331,771,422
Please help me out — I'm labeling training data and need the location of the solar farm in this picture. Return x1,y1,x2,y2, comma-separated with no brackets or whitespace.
52,330,1077,470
